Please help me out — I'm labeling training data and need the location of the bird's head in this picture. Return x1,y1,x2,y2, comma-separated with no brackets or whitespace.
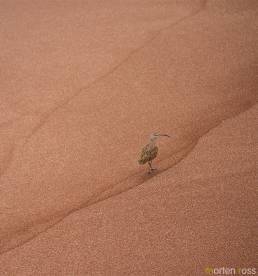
150,133,170,142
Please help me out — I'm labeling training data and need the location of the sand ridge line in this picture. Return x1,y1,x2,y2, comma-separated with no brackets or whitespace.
19,0,207,148
0,99,256,256
37,99,257,232
0,132,256,258
0,139,197,255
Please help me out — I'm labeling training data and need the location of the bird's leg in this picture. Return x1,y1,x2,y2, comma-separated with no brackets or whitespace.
148,161,156,174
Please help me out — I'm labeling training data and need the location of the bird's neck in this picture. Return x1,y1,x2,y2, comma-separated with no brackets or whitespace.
149,139,157,147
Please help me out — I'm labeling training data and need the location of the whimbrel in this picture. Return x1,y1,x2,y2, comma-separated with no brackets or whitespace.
138,133,170,173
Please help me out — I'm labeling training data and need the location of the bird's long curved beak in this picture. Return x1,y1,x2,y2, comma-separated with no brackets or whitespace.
159,134,170,137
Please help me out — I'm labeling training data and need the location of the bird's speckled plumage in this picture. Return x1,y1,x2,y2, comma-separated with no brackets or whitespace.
138,144,158,164
138,133,170,173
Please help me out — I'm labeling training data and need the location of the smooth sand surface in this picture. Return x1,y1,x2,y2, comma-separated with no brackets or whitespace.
0,0,257,274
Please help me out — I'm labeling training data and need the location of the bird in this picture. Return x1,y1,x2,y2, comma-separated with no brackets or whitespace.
138,133,170,173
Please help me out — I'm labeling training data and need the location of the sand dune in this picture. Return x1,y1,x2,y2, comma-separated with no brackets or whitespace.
0,0,257,274
0,96,257,276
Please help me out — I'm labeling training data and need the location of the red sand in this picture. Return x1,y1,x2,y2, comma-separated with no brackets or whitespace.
0,0,257,275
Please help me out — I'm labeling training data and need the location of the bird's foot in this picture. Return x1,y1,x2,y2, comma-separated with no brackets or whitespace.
148,168,157,174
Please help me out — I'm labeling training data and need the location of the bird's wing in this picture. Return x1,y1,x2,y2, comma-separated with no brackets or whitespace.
138,145,158,164
149,146,158,160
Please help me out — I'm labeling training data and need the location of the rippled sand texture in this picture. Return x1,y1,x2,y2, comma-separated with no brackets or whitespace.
0,0,258,274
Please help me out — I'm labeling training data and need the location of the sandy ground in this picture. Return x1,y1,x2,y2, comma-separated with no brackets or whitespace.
0,0,257,275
